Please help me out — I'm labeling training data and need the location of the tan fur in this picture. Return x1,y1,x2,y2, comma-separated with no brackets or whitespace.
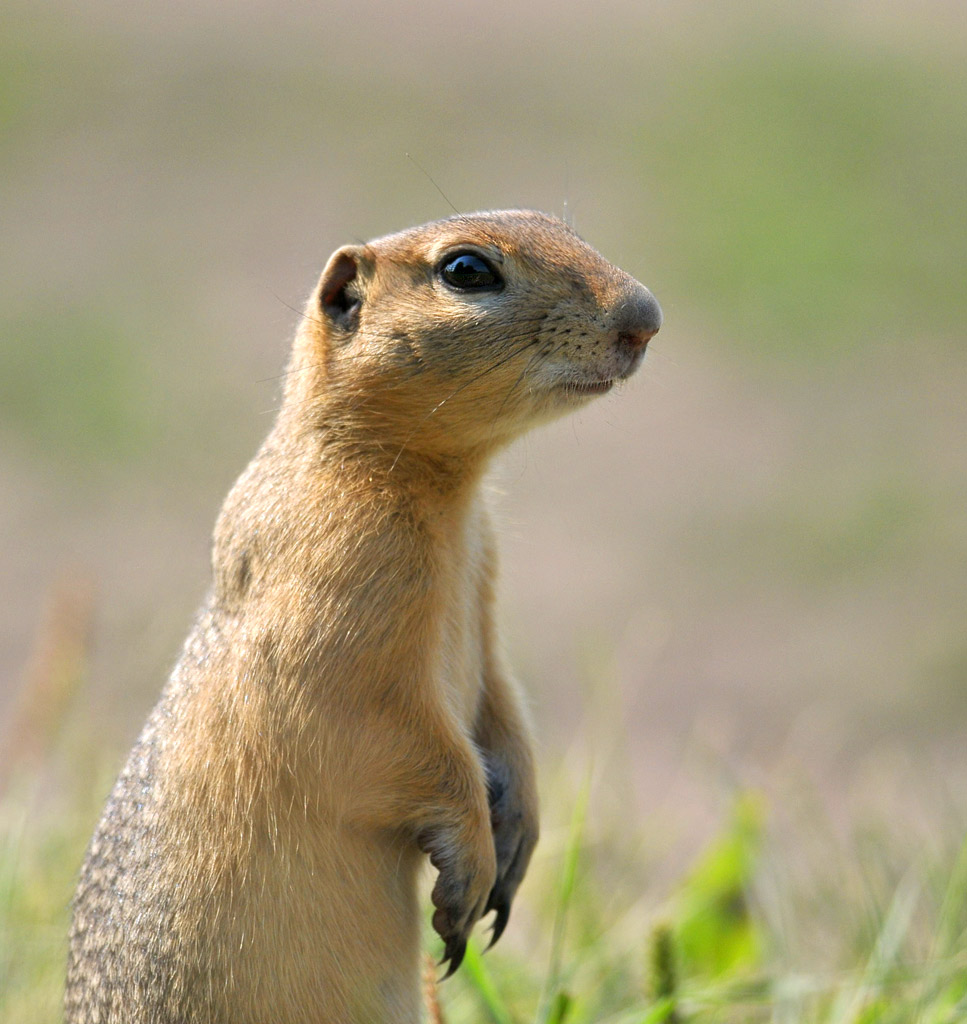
65,210,661,1023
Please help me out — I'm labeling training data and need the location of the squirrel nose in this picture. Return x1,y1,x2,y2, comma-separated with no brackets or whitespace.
613,286,662,352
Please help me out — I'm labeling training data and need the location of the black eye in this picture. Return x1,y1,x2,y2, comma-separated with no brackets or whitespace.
439,252,503,291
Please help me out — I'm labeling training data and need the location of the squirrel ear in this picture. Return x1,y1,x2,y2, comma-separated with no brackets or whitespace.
319,246,365,331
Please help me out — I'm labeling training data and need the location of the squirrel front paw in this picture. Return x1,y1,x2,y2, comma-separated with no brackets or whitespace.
420,819,497,977
483,753,539,948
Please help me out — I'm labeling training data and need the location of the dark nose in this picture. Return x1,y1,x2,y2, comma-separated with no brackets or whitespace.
613,286,662,352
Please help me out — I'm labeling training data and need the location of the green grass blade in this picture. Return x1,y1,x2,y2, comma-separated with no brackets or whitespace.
935,832,967,957
604,998,677,1024
544,990,574,1024
537,774,591,1024
461,938,517,1024
827,870,920,1024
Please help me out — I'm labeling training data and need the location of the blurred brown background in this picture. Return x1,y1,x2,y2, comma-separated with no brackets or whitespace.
2,0,966,826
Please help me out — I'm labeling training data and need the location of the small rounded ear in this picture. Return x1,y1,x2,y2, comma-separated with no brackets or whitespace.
319,246,366,331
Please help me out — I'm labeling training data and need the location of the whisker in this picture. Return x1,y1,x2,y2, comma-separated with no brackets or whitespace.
269,292,324,329
405,153,461,217
486,339,567,444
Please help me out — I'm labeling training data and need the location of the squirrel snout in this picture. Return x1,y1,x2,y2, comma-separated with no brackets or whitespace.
612,287,662,353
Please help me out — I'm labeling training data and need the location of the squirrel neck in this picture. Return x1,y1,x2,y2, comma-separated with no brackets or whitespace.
273,353,492,512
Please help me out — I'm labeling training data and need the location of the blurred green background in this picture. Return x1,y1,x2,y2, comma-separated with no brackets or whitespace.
1,1,966,1008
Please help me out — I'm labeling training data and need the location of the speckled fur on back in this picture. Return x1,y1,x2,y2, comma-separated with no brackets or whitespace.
66,210,661,1023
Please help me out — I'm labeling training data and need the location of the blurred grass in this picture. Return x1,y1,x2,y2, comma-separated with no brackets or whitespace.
8,756,967,1024
0,306,159,463
0,794,87,1024
645,44,967,361
436,785,967,1024
2,603,966,1023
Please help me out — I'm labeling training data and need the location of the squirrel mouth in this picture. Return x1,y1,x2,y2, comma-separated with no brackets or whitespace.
560,379,616,396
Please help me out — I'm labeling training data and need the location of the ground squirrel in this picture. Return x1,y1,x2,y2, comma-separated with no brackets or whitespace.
65,209,662,1023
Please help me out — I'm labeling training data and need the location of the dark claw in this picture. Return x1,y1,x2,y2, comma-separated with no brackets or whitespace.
485,902,510,950
431,870,476,980
439,937,467,980
483,832,528,950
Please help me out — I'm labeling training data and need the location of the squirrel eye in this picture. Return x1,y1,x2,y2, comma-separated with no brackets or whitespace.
439,253,503,291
